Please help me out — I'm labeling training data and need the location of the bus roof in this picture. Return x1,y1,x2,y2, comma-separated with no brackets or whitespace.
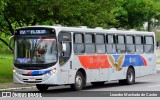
16,25,155,36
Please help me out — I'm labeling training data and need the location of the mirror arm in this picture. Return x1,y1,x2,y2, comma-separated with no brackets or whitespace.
8,35,14,53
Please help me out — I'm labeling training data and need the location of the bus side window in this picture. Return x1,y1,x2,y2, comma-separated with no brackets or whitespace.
116,35,125,53
74,33,85,54
85,33,95,54
96,34,105,54
144,36,154,53
106,35,116,54
126,35,135,54
135,36,144,54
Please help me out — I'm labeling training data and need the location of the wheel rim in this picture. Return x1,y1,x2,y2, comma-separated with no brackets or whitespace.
76,75,82,87
128,71,133,82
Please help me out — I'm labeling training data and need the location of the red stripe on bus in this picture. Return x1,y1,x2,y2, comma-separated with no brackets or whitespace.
78,55,111,69
141,56,147,66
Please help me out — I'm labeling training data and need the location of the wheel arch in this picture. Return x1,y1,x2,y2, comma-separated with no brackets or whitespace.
127,65,135,74
77,68,87,82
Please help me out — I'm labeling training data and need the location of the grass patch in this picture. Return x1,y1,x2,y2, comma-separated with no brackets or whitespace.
0,52,13,83
156,62,160,64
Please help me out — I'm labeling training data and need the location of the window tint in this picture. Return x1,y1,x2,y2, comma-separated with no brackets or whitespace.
85,44,95,53
85,34,94,43
126,45,135,53
74,33,85,54
126,36,134,44
144,45,154,53
117,35,125,44
135,36,143,53
96,34,105,54
58,32,71,42
106,44,116,54
136,45,143,53
74,34,83,43
145,36,153,44
117,35,125,53
96,34,105,43
96,45,105,53
58,32,71,66
117,45,125,53
74,44,85,54
126,36,135,53
85,34,95,54
135,36,143,44
106,35,116,54
144,36,154,53
106,35,115,43
63,42,71,57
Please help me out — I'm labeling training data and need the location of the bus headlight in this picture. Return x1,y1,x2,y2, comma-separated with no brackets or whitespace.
45,68,56,76
13,69,16,73
13,69,22,77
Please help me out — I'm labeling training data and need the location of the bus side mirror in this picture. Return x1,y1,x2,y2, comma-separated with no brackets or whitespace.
8,35,14,53
62,42,67,52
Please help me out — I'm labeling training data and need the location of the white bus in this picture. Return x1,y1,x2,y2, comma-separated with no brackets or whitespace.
9,26,157,91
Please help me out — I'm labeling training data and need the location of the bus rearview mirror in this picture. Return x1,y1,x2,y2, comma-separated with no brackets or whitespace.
8,35,14,53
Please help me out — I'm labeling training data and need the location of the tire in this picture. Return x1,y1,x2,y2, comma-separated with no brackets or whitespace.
91,82,105,86
70,71,85,91
36,84,49,92
119,67,135,85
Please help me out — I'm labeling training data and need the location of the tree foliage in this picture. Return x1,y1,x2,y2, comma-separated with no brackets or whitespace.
1,0,160,50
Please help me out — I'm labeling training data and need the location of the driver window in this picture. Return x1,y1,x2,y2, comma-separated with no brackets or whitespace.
58,32,71,66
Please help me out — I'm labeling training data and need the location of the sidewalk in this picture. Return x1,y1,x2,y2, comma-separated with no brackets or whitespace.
0,83,35,91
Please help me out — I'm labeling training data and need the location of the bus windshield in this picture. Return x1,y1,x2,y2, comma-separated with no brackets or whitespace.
14,36,57,64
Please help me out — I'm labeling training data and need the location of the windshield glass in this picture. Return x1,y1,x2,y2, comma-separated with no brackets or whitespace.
15,36,57,64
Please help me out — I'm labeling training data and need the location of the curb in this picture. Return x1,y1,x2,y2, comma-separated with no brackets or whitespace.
0,86,36,91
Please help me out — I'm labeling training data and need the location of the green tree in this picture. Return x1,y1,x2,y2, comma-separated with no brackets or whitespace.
113,0,160,30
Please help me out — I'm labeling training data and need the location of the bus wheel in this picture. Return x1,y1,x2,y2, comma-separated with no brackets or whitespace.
91,82,105,86
36,84,49,91
70,71,84,91
119,68,135,85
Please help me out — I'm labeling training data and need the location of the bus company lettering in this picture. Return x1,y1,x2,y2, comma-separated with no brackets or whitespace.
78,55,111,69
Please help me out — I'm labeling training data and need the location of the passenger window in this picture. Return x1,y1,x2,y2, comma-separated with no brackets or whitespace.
144,36,154,53
117,35,125,53
126,36,135,53
74,33,85,54
106,35,116,54
135,36,143,53
85,34,95,54
96,34,105,54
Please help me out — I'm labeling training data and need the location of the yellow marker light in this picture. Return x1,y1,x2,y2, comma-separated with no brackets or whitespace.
13,69,16,73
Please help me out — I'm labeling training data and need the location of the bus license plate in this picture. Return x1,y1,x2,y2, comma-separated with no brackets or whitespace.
29,78,36,81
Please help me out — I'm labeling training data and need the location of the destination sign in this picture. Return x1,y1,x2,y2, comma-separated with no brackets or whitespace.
19,30,47,35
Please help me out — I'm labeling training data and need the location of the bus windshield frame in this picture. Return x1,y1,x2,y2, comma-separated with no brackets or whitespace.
14,28,57,70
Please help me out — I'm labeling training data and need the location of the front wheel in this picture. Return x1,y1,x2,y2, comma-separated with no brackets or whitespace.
70,71,85,91
36,84,49,92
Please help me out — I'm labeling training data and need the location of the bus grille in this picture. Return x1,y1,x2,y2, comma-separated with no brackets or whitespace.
23,79,42,83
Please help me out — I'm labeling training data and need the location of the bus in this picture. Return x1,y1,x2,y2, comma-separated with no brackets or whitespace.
9,25,157,91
